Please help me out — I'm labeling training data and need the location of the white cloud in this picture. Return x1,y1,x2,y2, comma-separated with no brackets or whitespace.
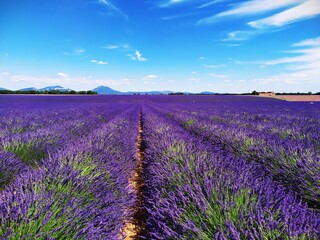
103,44,119,49
135,50,147,61
199,56,205,60
142,75,158,80
142,75,160,84
75,49,85,53
57,72,69,78
159,0,186,8
255,36,320,85
197,0,319,42
198,0,227,9
292,36,320,47
64,48,86,56
248,0,320,28
264,47,320,66
204,64,225,68
103,43,130,50
1,72,11,76
126,54,136,60
91,60,108,65
1,73,133,90
98,0,128,20
218,0,303,17
222,29,265,42
127,51,147,61
210,73,229,78
97,61,108,65
188,77,200,83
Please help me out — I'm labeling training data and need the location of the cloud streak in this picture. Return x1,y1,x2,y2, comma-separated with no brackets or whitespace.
197,0,320,42
198,0,229,9
91,60,108,65
158,0,187,8
210,73,229,78
248,0,320,28
103,43,130,50
63,48,86,56
98,0,128,20
126,50,147,62
1,73,132,90
256,36,320,85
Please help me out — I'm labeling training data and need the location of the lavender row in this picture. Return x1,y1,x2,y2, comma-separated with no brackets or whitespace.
0,106,140,239
0,103,130,192
142,106,320,239
154,102,320,208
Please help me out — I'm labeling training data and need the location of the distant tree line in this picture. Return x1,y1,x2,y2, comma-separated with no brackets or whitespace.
249,91,319,95
0,90,97,95
275,92,319,95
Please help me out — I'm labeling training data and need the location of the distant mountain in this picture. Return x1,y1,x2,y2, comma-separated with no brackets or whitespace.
39,85,70,92
18,87,38,91
92,86,123,95
1,85,217,95
127,91,174,95
199,91,216,95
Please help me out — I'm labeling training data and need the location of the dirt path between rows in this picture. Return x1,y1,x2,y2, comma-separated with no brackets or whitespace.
121,111,147,239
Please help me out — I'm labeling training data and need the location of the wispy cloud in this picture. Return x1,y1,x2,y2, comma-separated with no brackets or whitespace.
142,74,159,84
135,50,147,61
293,36,320,47
197,0,319,42
98,0,128,20
57,72,69,78
142,74,158,80
126,54,136,60
248,0,320,28
161,12,202,21
63,48,86,56
256,36,320,85
102,43,146,62
198,0,230,9
204,64,225,68
218,0,303,18
1,73,133,90
188,77,200,83
127,50,147,61
223,30,255,41
103,43,130,50
91,60,108,65
210,73,229,78
158,0,187,8
103,44,119,50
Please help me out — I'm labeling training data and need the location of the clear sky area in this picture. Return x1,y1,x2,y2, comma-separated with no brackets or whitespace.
0,0,319,93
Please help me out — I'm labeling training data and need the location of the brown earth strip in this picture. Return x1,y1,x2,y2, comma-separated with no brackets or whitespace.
121,111,147,240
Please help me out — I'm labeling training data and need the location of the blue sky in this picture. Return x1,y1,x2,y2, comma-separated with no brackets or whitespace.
0,0,319,93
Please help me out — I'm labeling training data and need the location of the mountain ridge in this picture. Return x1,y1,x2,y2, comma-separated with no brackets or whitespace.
1,85,216,95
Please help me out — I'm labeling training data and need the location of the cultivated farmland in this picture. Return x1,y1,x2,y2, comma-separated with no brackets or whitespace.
0,95,319,239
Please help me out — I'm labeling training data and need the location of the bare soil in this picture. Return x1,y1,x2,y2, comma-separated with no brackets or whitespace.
121,112,146,240
264,95,320,102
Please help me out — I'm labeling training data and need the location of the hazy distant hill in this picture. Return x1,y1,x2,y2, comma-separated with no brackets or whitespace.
199,91,216,95
39,86,70,92
92,86,123,95
18,87,38,91
1,85,217,95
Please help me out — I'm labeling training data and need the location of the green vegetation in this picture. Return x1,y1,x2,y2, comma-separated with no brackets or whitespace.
0,90,97,95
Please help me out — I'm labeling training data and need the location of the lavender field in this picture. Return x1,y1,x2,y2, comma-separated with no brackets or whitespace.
0,95,319,239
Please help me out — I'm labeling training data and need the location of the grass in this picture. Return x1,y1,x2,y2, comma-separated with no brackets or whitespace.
3,142,46,167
